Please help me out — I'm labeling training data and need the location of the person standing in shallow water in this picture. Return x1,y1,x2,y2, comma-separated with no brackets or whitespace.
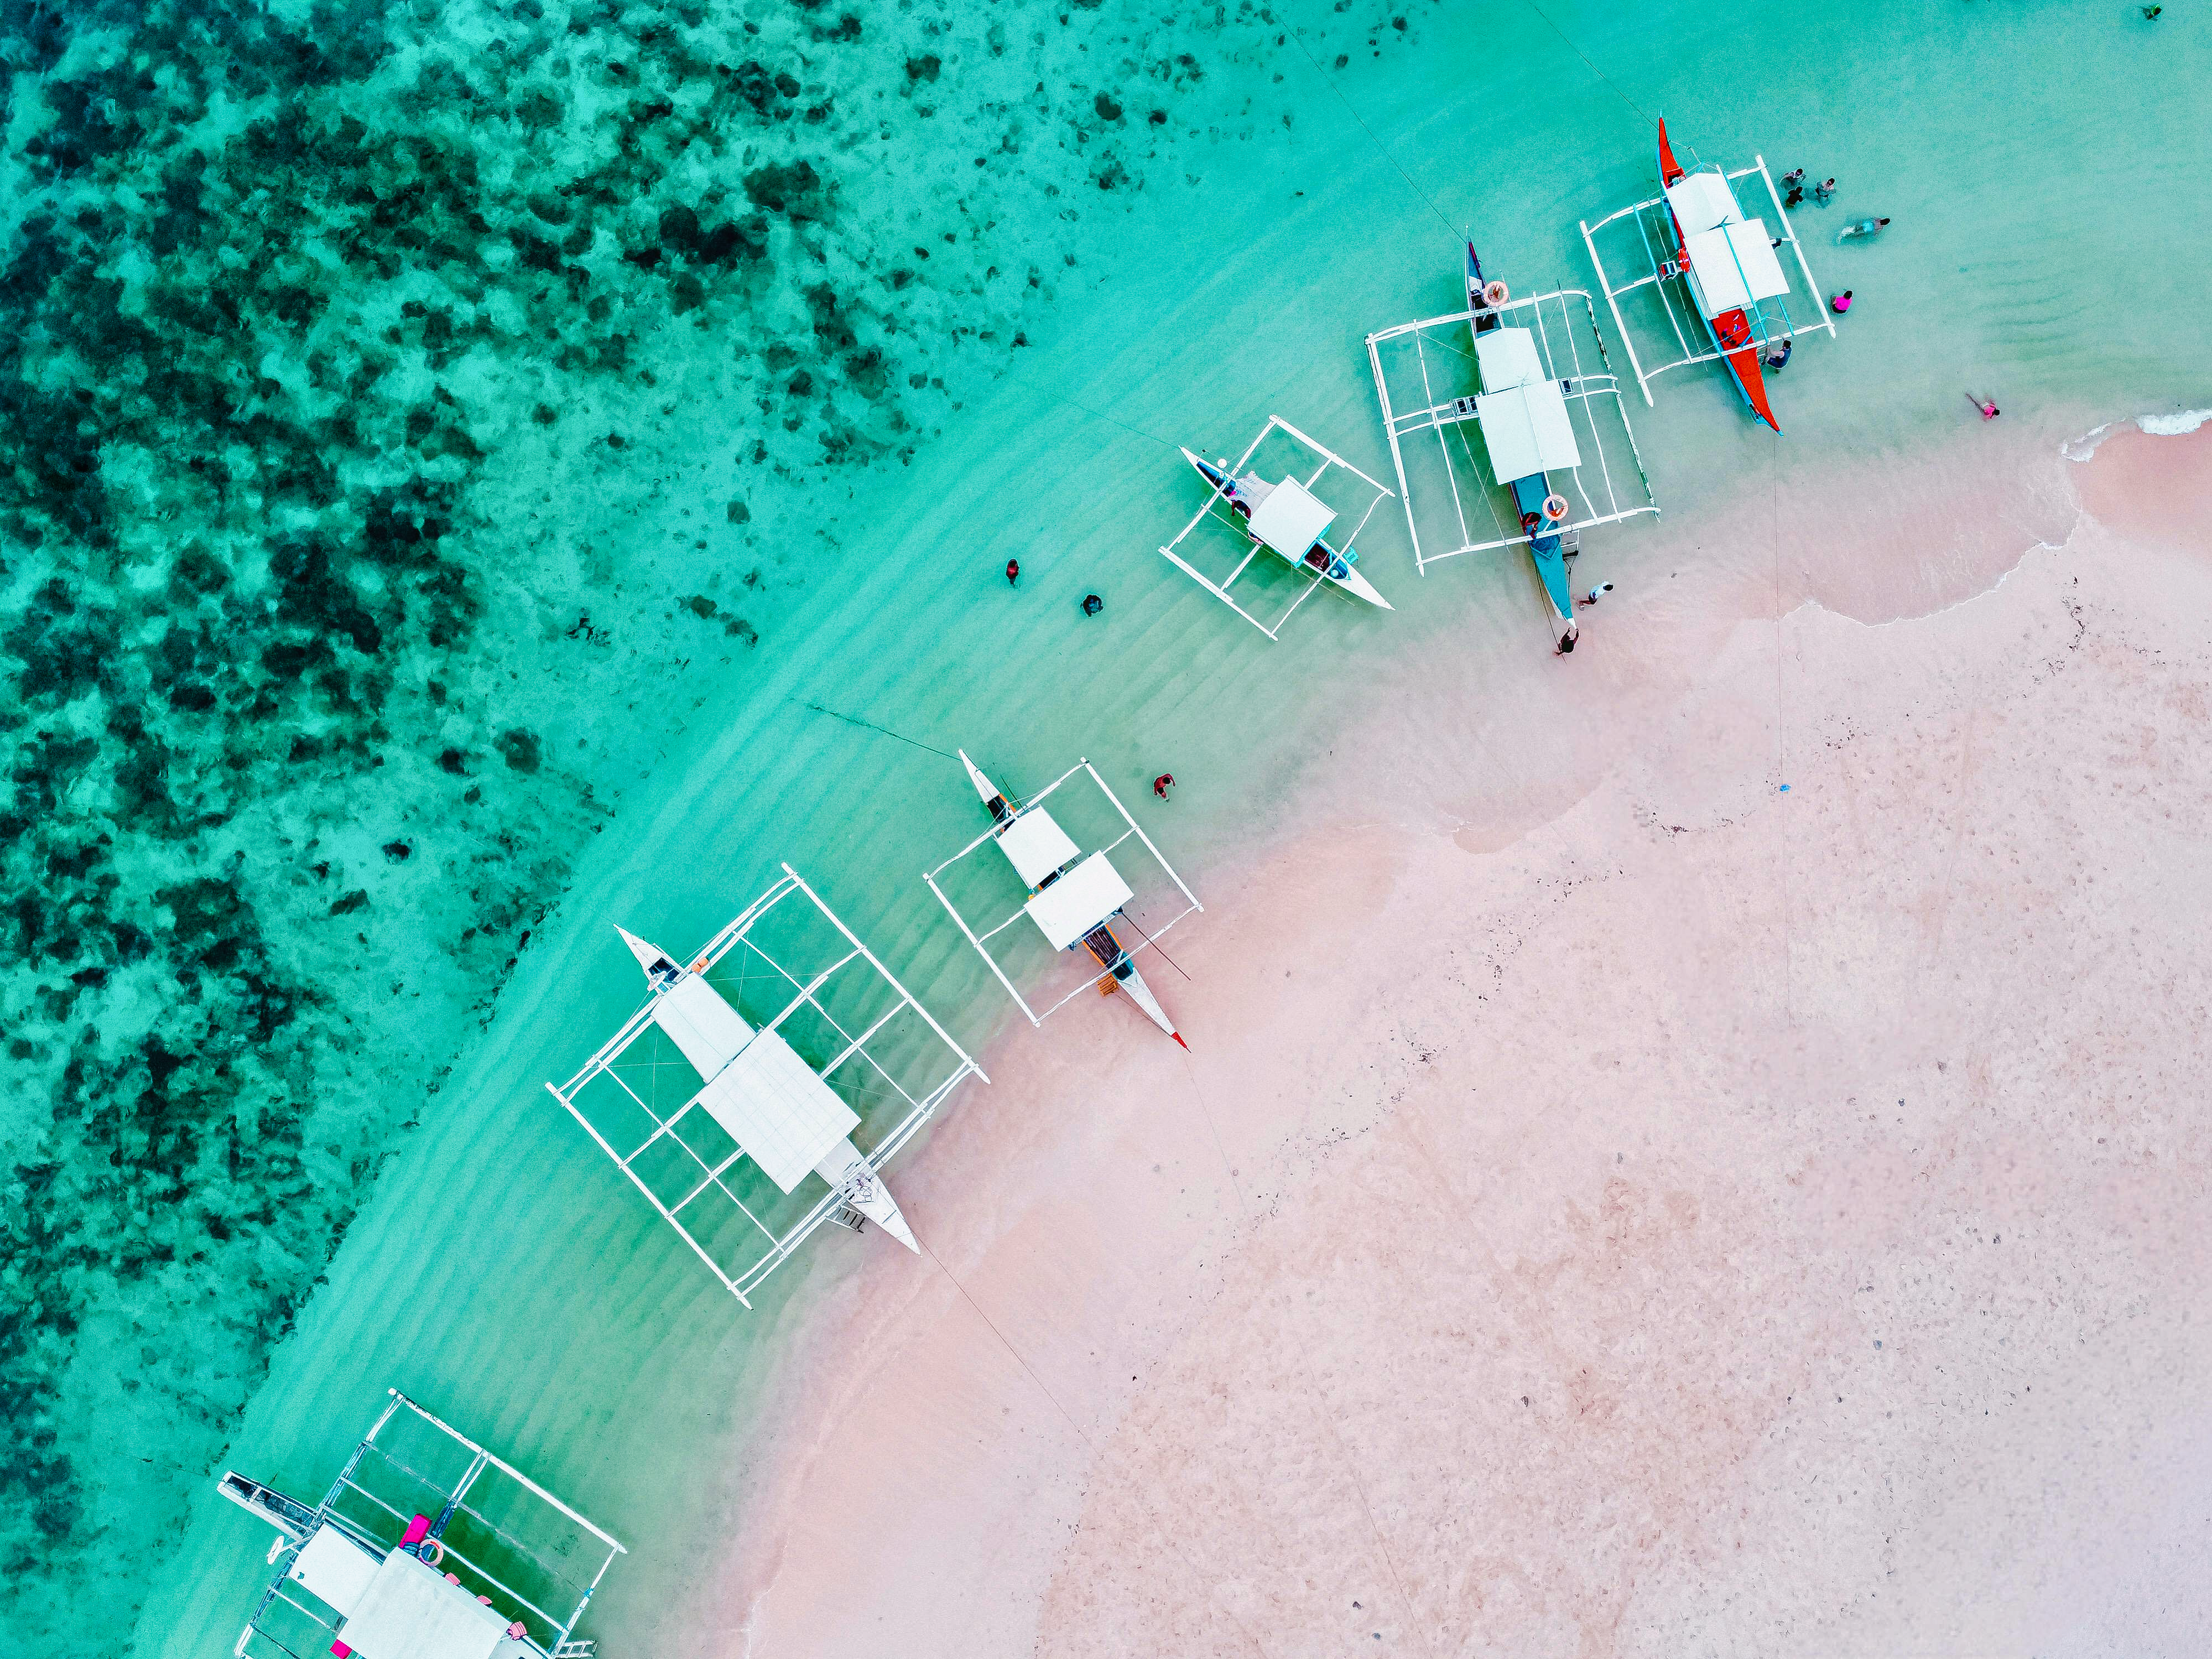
1153,773,1175,800
1004,558,1019,586
1081,593,1103,616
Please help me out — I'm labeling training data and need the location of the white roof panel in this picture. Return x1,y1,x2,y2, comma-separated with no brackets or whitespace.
1475,381,1581,482
995,808,1080,888
1246,476,1336,558
1665,171,1741,236
1684,222,1790,316
1023,853,1133,951
290,1526,382,1618
1475,326,1544,392
652,974,753,1078
337,1551,509,1659
688,1029,858,1194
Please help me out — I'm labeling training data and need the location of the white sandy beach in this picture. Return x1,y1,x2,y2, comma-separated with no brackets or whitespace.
694,422,2212,1657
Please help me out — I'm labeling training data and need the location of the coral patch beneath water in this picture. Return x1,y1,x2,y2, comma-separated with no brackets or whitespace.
0,0,1435,1643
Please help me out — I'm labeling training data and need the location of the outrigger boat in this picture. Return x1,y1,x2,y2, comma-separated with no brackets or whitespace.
610,923,920,1250
1157,414,1396,641
548,866,985,1304
1365,260,1658,626
1578,127,1831,421
1462,259,1585,627
924,753,1203,1044
1655,118,1785,431
220,1389,624,1659
962,751,1184,1047
1178,450,1392,611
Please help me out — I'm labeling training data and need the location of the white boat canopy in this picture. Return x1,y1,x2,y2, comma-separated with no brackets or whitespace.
1476,326,1546,391
651,972,752,1079
687,1029,861,1194
995,807,1080,888
1664,170,1740,236
288,1527,380,1619
1475,385,1583,482
1474,325,1583,481
1683,222,1790,316
1245,476,1336,558
339,1552,512,1659
1023,852,1133,951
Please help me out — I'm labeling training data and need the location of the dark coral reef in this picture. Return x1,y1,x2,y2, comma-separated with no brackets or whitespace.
0,0,1428,1644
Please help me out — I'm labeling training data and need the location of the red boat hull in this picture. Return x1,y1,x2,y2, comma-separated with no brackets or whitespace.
1656,118,1781,434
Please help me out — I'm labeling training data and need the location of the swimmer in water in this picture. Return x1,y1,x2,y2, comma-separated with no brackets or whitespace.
1839,216,1891,240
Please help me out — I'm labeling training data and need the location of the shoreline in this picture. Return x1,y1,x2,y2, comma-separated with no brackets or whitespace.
699,417,2212,1656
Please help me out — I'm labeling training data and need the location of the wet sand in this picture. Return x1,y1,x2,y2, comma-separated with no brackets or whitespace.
702,422,2212,1656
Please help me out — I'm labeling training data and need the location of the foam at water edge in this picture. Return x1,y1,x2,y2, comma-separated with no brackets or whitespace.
2065,408,2212,459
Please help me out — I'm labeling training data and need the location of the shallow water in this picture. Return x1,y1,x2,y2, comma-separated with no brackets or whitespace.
1,0,2203,1651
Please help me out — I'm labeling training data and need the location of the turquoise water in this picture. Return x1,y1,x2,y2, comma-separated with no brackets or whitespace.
2,0,2203,1651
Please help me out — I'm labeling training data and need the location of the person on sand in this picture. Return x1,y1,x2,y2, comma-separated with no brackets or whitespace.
1554,620,1578,656
1578,581,1614,609
1831,290,1853,314
1153,773,1175,800
1081,593,1104,616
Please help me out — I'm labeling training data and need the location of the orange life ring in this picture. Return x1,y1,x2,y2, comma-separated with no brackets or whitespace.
1542,494,1570,522
1482,279,1510,308
418,1538,444,1568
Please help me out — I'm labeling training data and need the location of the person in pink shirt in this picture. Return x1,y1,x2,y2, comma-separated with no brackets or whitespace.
1830,289,1853,313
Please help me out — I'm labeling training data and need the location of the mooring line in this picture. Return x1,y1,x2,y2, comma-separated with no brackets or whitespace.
1287,27,1459,240
790,697,956,759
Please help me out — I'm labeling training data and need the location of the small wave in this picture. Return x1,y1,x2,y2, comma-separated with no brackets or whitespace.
2138,408,2211,436
2063,407,2211,460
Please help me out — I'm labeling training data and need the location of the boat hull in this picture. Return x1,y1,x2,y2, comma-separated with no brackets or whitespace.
816,1138,919,1251
1086,923,1186,1048
1508,474,1575,622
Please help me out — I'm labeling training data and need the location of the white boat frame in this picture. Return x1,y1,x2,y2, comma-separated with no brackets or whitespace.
1366,286,1659,576
1579,153,1834,407
545,865,985,1305
1157,413,1395,640
922,757,1202,1027
223,1388,624,1659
